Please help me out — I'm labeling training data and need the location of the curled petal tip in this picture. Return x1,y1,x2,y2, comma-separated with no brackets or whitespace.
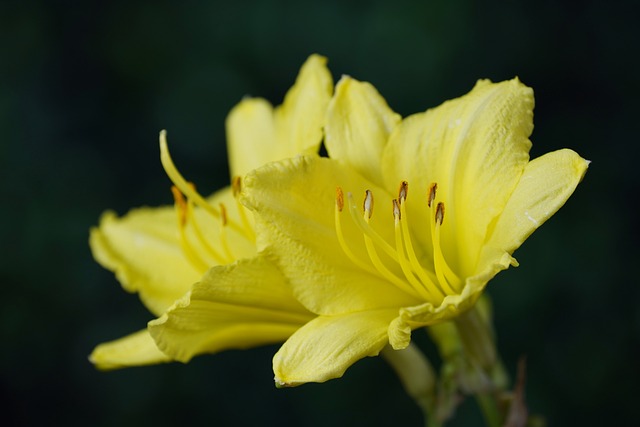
274,377,295,388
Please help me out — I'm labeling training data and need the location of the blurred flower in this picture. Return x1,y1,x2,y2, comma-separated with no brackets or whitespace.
89,54,332,369
240,76,588,385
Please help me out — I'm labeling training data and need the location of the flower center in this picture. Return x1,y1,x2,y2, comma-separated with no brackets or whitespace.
159,130,255,273
334,181,462,304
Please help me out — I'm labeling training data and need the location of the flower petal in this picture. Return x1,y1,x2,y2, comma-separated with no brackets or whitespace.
486,148,589,254
89,329,171,370
325,76,401,187
273,309,398,386
90,208,201,316
382,79,534,276
226,54,333,178
388,249,513,349
385,148,588,346
241,155,420,315
274,54,333,156
226,98,277,179
90,187,254,316
148,256,313,363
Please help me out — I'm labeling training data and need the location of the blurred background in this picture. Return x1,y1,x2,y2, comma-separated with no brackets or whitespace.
1,0,637,425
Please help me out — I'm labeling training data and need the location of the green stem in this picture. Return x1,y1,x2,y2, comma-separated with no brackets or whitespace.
454,303,508,426
454,305,496,371
426,300,511,426
476,393,501,427
381,344,440,427
426,412,442,427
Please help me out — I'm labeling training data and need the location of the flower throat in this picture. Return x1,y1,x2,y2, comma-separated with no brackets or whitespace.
334,181,462,305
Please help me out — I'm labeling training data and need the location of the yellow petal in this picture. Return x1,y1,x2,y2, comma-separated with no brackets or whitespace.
274,54,333,157
89,329,171,370
226,98,277,178
241,155,419,315
226,54,333,178
325,76,401,187
388,250,514,349
90,186,254,316
90,207,201,316
486,149,589,254
382,79,534,276
148,256,313,363
273,309,398,386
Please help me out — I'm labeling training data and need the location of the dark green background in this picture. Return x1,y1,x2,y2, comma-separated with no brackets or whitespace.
1,0,637,425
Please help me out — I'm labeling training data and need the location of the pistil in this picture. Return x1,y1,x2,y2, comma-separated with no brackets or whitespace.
160,130,258,272
160,130,254,242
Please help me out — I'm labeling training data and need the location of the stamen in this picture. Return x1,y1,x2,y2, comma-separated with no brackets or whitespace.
336,186,344,212
171,186,209,272
393,198,401,220
231,176,256,242
184,184,230,264
335,182,464,302
433,202,459,285
435,202,445,225
430,200,460,294
363,190,374,219
397,195,446,300
334,187,377,273
171,186,188,227
218,203,234,260
393,199,432,300
427,182,437,208
347,193,399,262
362,199,419,298
398,181,408,202
220,203,228,226
231,176,242,197
397,181,445,298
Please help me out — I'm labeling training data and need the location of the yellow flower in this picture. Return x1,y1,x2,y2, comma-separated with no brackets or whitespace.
89,54,332,369
240,76,589,385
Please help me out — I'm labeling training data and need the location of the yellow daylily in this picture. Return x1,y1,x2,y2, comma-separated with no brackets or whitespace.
240,76,588,386
89,54,332,369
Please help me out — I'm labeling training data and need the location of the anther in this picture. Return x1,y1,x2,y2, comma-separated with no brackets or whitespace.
232,176,242,198
219,203,228,227
435,202,445,225
171,186,187,226
363,190,374,219
398,181,408,203
428,183,438,208
336,187,344,212
392,199,401,221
